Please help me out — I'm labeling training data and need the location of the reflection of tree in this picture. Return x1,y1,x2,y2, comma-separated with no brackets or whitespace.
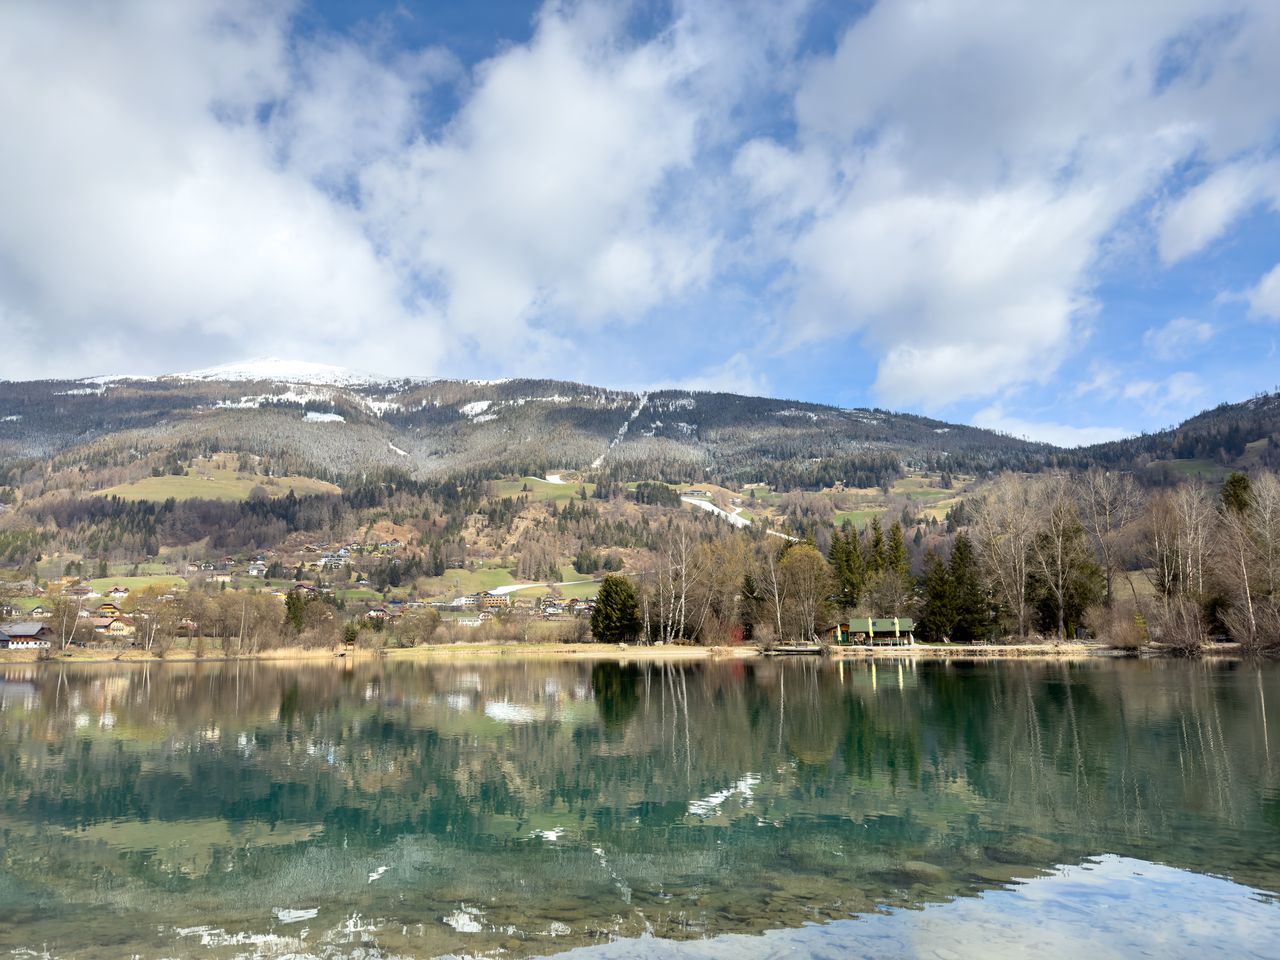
592,661,641,730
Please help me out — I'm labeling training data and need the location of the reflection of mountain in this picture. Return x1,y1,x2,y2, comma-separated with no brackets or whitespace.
0,660,1276,958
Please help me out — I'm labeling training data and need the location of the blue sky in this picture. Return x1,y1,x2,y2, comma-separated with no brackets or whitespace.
1,0,1278,446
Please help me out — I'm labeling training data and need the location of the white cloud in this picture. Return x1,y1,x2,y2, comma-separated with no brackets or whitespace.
1248,263,1280,320
661,352,772,397
0,1,442,379
734,0,1280,409
1157,158,1280,264
1142,317,1216,361
1122,371,1206,420
972,405,1130,448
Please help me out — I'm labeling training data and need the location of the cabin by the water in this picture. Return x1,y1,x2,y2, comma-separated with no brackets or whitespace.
824,617,915,646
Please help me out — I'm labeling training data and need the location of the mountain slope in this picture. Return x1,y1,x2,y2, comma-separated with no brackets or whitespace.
0,362,1051,487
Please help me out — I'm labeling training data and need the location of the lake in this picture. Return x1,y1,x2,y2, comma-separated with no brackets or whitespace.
0,657,1277,958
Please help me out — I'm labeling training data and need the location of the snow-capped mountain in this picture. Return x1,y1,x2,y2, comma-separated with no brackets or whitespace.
175,357,382,386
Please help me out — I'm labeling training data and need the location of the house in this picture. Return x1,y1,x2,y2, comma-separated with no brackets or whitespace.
28,605,51,619
825,617,915,646
366,608,390,621
107,585,130,600
475,592,509,610
246,562,268,577
95,602,123,617
89,617,133,637
0,622,55,648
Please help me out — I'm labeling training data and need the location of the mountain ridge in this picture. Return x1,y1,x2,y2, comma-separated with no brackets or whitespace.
1,359,1277,489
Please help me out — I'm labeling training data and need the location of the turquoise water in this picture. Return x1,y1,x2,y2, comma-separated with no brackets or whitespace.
0,658,1277,957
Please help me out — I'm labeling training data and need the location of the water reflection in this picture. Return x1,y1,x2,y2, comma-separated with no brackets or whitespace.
0,658,1277,958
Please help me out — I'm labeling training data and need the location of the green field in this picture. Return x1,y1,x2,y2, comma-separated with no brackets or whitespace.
1145,458,1231,481
99,470,339,503
86,575,188,594
489,478,596,503
833,509,884,529
415,565,521,599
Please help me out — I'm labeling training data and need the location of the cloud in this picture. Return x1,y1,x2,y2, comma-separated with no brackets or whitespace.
0,1,442,379
735,0,1280,408
1157,158,1280,263
661,352,772,397
1142,317,1216,360
1122,371,1206,420
972,404,1130,448
1248,263,1280,320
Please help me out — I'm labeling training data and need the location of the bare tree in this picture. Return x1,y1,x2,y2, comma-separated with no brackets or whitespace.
778,544,832,641
971,474,1038,637
1030,473,1092,641
1080,467,1141,606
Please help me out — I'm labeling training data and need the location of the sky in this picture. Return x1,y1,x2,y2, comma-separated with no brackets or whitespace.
1,0,1279,446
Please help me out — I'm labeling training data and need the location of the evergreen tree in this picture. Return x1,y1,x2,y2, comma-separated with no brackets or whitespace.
591,575,640,643
886,521,910,578
284,591,306,633
866,517,886,574
1222,472,1251,514
828,523,864,610
919,552,958,642
949,533,988,642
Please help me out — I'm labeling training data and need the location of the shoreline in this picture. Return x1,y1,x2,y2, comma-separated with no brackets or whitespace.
0,640,1248,666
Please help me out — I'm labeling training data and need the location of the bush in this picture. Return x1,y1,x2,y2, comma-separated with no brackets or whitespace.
1153,597,1207,656
1084,600,1146,650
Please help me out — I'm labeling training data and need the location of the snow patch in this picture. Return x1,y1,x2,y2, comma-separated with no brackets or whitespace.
0,415,20,422
367,865,389,884
388,442,409,456
304,411,344,423
55,386,104,396
459,400,492,417
473,413,497,423
682,497,751,528
179,356,377,385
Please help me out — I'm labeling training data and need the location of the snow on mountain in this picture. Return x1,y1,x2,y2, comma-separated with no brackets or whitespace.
176,357,379,386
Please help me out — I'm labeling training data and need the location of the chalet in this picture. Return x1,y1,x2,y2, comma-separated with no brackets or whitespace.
366,608,390,621
825,617,915,646
246,562,268,577
95,602,123,617
29,605,51,619
0,622,55,648
89,616,133,637
107,585,130,600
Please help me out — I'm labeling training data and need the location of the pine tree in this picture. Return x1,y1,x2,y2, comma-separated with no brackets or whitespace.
828,524,864,610
949,533,988,642
919,552,958,642
886,521,910,578
866,517,886,574
591,575,640,643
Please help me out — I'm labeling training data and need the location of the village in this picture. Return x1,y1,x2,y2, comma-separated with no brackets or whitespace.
0,532,600,655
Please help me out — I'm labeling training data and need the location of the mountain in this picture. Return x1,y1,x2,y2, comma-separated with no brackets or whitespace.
0,359,1052,489
3,359,1278,491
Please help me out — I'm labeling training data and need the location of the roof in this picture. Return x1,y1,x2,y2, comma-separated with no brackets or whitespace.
843,617,916,632
2,621,50,637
